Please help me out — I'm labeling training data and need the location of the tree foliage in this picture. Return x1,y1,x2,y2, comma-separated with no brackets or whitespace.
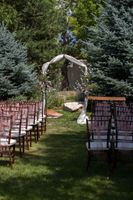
0,0,66,70
56,0,104,61
0,24,37,99
0,2,17,30
83,0,133,96
59,0,104,39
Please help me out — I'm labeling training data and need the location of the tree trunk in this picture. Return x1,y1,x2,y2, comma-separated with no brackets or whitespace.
61,60,69,90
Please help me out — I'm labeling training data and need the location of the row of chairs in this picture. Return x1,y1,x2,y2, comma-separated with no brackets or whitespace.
0,100,46,167
86,101,133,170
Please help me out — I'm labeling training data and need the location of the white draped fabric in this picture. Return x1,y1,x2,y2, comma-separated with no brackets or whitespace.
42,54,88,75
42,54,88,124
77,95,88,125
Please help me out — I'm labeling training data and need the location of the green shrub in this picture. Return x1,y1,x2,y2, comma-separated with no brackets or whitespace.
47,91,63,109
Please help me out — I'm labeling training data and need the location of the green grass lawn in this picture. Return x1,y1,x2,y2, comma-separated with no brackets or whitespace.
0,111,133,200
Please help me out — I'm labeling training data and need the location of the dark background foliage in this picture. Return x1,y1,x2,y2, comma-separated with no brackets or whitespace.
83,0,133,96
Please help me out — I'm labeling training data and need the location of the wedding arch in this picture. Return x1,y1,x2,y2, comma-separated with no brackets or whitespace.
42,54,88,124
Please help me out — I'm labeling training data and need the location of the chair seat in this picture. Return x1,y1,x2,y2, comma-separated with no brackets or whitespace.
36,118,42,123
118,135,132,140
118,131,132,135
0,138,16,146
28,119,34,125
11,130,26,137
35,120,40,124
116,141,133,150
28,120,38,126
86,141,109,151
93,135,107,140
26,126,33,131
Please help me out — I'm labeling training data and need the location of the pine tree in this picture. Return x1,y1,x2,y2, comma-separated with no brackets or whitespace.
83,0,133,96
0,0,65,70
0,24,37,99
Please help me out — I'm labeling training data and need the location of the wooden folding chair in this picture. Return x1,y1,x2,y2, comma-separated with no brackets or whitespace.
86,116,112,170
3,107,30,156
0,115,16,167
113,119,133,167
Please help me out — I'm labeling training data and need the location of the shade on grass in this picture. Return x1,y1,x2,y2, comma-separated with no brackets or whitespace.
0,111,133,200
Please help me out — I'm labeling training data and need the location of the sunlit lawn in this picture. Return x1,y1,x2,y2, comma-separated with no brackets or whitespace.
0,110,133,200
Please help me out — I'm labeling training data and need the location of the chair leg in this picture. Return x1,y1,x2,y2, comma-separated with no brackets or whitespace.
29,130,32,147
22,136,25,153
18,136,25,156
18,137,22,157
107,149,112,164
25,132,29,150
12,145,16,164
9,147,13,168
44,118,47,132
86,151,91,171
112,149,117,169
39,121,44,135
41,118,46,133
32,125,38,143
36,124,40,141
9,145,16,167
38,122,43,138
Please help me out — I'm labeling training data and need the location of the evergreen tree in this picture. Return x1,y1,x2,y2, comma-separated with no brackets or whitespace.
0,24,37,99
83,0,133,96
0,0,65,70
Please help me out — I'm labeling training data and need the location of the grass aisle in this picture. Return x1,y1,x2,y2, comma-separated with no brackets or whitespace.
0,111,133,200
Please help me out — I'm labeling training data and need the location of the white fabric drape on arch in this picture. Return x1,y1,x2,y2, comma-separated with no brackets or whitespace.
42,54,88,124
